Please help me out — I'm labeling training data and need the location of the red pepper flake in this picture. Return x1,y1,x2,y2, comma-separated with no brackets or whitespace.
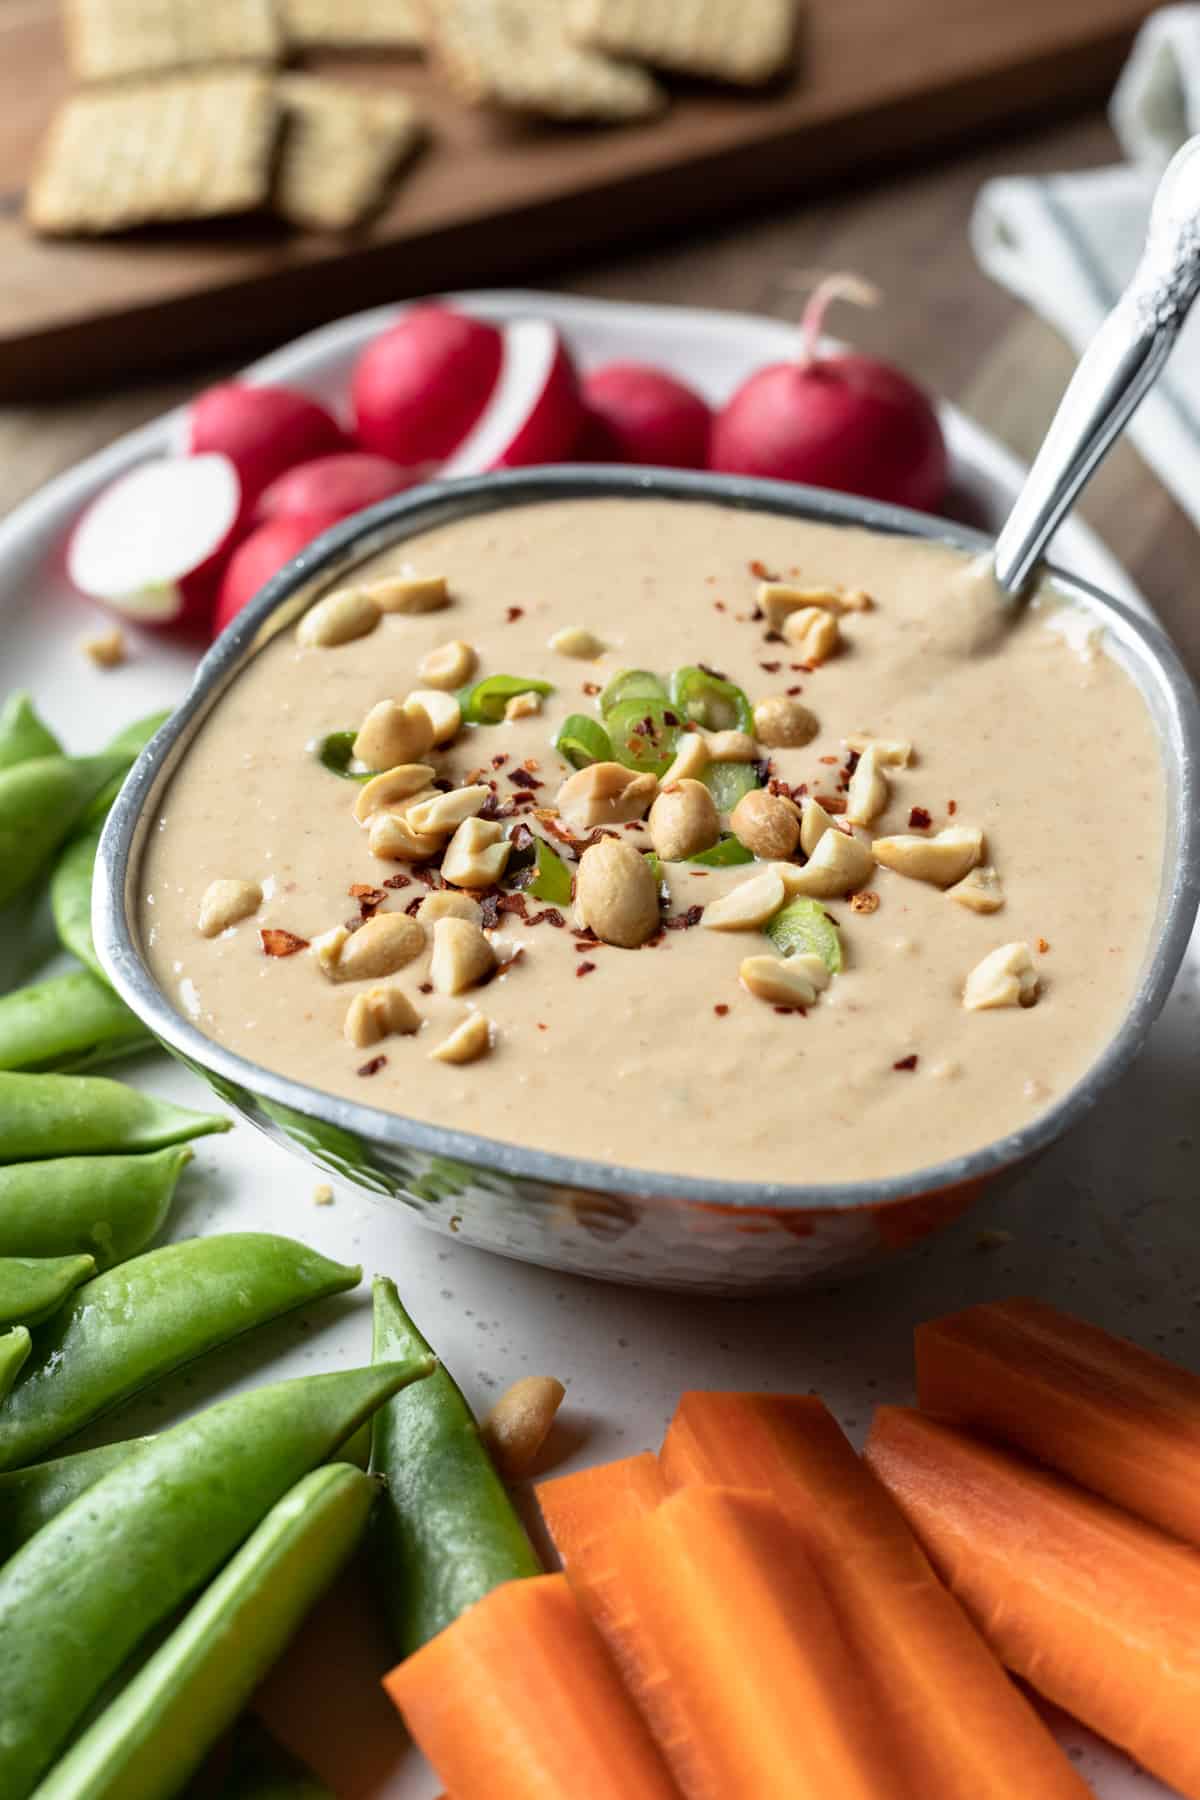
760,660,782,673
357,1055,387,1077
491,753,510,769
537,1022,548,1030
582,681,601,697
1037,937,1050,954
508,768,542,790
893,1054,919,1072
419,981,433,995
349,883,379,899
505,606,524,623
404,897,423,917
844,750,860,776
714,601,726,612
260,927,309,957
664,905,704,931
750,559,779,581
773,1005,805,1016
576,960,597,978
817,794,847,814
763,629,783,644
850,891,880,915
948,799,958,815
818,755,838,766
786,686,803,697
382,873,411,890
908,807,932,830
714,1003,730,1017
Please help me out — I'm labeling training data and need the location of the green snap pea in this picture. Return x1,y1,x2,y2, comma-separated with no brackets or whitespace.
763,895,843,972
0,750,131,907
0,1233,362,1469
0,969,152,1073
314,731,368,782
523,837,573,906
0,1071,229,1162
0,1144,191,1268
0,1438,152,1563
217,1718,332,1799
370,1276,540,1655
0,1327,31,1402
49,822,106,975
669,664,754,734
689,834,754,867
33,1464,377,1800
79,708,172,830
702,760,760,814
604,696,682,778
597,668,667,715
553,712,613,769
0,1357,431,1797
0,692,60,771
0,1254,95,1329
457,674,555,724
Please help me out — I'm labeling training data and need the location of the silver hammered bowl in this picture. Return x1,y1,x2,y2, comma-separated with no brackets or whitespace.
93,469,1200,1292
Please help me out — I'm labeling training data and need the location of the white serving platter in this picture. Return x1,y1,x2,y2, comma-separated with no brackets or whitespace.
1,291,1193,1800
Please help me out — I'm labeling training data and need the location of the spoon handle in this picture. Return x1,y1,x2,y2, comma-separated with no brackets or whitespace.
993,136,1200,596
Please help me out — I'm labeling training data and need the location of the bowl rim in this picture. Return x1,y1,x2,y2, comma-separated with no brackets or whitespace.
94,466,1200,1213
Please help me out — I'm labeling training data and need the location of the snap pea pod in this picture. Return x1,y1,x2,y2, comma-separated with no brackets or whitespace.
0,1327,31,1402
83,706,170,818
0,1357,431,1798
0,1233,362,1469
0,1438,152,1563
217,1718,332,1800
0,968,153,1072
0,749,131,907
0,1254,95,1329
0,1144,191,1267
33,1464,377,1800
49,822,106,975
0,692,60,771
370,1276,540,1655
0,1071,229,1162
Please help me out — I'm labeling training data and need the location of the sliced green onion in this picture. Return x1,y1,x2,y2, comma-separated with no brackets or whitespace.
643,850,663,884
669,665,753,734
703,762,759,814
763,896,843,973
457,675,556,725
604,697,682,779
598,669,668,715
525,838,573,907
315,731,369,781
689,835,755,868
555,714,613,769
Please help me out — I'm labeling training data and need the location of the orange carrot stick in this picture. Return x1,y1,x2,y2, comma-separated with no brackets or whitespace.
536,1453,666,1637
659,1390,1089,1800
382,1574,680,1800
571,1483,902,1800
867,1405,1200,1800
916,1297,1200,1546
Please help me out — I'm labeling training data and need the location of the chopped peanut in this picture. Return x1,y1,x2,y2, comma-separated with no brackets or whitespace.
441,817,511,889
548,626,605,659
701,866,786,931
197,878,262,937
483,1376,566,1476
739,952,830,1007
753,694,819,748
430,917,496,994
317,912,425,981
659,731,709,786
343,983,420,1047
873,827,983,888
367,574,449,613
430,1012,494,1065
297,588,380,648
782,607,840,664
406,785,491,837
799,797,835,858
649,779,720,861
704,729,758,764
575,837,660,948
948,865,1005,913
846,733,912,767
405,689,461,747
419,639,476,689
777,829,874,898
418,890,483,927
845,745,889,827
556,763,657,834
730,789,799,861
80,626,126,668
758,582,847,629
505,691,543,721
368,812,444,863
353,699,434,771
354,763,437,823
963,942,1039,1011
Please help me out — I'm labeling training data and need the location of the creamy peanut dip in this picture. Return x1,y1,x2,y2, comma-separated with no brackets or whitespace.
140,497,1165,1184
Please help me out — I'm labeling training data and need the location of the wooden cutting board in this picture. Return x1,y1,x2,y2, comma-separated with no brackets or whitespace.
0,0,1155,399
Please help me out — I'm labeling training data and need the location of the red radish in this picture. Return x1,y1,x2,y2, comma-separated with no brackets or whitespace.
709,276,948,515
213,510,343,637
67,455,242,630
581,362,711,468
182,383,345,509
351,305,503,465
441,319,583,476
256,452,416,522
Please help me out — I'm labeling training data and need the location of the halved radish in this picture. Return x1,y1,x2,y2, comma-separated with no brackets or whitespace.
351,305,504,465
213,511,344,638
581,362,711,468
441,319,584,477
181,383,346,509
67,455,242,629
256,452,417,522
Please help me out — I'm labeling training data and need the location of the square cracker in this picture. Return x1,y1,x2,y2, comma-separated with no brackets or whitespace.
569,0,799,87
279,0,426,52
427,0,665,123
26,71,279,236
274,76,424,230
63,0,284,83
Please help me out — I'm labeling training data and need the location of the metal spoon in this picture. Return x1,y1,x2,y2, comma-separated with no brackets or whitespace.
993,133,1200,596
